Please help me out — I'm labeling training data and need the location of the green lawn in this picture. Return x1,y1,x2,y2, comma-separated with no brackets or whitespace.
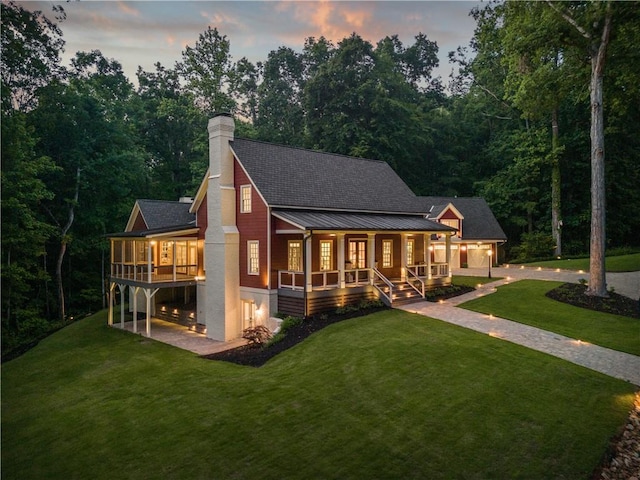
2,309,636,480
523,252,640,272
460,279,640,356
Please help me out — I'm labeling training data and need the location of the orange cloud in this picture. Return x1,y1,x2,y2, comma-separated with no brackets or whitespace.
117,1,140,17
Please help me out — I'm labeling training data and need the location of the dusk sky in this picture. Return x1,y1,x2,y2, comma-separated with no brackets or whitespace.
17,1,483,85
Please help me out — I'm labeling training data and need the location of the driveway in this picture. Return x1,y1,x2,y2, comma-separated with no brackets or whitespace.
453,266,640,300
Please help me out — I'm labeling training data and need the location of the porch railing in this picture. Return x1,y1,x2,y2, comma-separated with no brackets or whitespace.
405,265,425,297
345,268,371,286
278,270,305,291
311,270,340,290
372,268,394,306
111,263,198,283
431,263,449,277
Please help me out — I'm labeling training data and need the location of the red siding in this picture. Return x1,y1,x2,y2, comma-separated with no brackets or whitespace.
131,212,147,231
235,159,269,289
440,208,459,220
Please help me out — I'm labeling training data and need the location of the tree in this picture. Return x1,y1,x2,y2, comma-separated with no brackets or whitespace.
256,47,306,145
32,51,148,319
0,1,65,112
137,63,208,198
545,1,612,297
176,27,237,115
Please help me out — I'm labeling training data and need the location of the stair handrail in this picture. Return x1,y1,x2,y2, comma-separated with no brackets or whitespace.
372,267,394,306
405,265,425,297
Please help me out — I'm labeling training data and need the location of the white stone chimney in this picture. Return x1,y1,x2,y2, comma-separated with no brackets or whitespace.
202,113,240,341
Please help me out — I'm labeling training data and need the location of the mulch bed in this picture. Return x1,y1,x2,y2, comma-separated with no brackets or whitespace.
546,283,640,319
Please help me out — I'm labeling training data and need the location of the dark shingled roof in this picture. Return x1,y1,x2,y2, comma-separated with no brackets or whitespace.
273,210,455,232
231,138,425,214
420,197,507,241
136,199,196,231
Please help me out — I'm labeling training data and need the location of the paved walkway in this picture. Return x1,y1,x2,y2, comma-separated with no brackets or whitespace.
117,318,247,356
399,267,640,386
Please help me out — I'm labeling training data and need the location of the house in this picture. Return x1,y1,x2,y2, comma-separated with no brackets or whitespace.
420,197,507,269
107,114,505,342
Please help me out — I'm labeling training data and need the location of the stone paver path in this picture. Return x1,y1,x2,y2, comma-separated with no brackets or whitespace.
399,269,640,386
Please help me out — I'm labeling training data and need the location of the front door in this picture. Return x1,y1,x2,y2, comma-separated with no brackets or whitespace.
349,240,366,268
241,300,256,329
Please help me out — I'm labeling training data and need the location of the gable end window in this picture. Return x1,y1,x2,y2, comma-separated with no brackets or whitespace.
248,240,259,275
440,219,460,237
240,185,252,213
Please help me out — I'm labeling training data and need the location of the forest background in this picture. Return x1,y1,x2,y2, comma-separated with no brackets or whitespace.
2,1,639,354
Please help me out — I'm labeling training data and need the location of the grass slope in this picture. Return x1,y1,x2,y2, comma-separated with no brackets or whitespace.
2,310,636,480
460,280,640,356
523,252,640,272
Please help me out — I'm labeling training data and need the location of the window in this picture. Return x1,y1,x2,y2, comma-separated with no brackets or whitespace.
406,239,414,266
382,240,393,268
319,240,332,271
288,240,302,271
240,185,252,213
160,241,173,265
440,219,460,236
248,241,259,275
349,240,366,269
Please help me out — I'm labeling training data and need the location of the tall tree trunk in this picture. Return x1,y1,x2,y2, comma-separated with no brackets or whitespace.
587,8,612,298
551,108,562,257
547,0,612,297
56,166,81,321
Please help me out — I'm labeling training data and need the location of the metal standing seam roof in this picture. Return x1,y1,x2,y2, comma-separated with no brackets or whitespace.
420,197,507,240
272,210,456,232
231,138,426,214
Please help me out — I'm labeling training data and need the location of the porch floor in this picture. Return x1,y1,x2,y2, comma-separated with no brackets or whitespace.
116,318,248,356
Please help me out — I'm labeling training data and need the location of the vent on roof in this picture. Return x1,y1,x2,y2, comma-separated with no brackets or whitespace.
179,197,193,204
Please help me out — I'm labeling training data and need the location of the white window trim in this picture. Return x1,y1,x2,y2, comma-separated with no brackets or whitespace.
240,184,252,213
319,240,333,271
248,240,259,275
382,240,393,268
288,240,302,272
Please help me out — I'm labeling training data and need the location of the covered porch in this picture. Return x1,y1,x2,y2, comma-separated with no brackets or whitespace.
272,210,456,316
107,229,203,337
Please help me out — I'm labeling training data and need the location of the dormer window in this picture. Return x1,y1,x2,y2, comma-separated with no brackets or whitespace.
240,185,252,213
440,219,461,237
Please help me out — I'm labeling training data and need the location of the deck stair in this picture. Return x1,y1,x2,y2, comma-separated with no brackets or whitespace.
374,280,425,306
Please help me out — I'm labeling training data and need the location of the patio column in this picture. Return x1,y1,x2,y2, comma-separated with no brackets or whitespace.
337,233,345,288
426,235,432,280
108,282,115,326
446,234,452,277
143,288,159,337
305,233,313,293
118,283,126,329
130,286,139,334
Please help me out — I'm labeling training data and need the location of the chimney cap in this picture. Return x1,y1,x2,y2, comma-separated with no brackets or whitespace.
212,112,233,118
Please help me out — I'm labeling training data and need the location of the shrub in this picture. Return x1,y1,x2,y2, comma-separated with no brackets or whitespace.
242,325,273,347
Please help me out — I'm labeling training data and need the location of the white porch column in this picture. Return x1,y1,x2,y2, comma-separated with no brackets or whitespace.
337,233,345,288
445,234,452,277
426,235,432,280
305,233,313,293
143,288,159,337
130,286,139,334
147,240,153,283
118,284,126,329
367,233,375,284
108,282,115,326
401,234,407,281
